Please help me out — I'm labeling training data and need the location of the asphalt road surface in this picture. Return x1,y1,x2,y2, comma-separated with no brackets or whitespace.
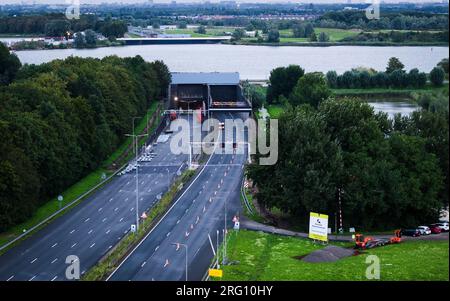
0,115,199,281
108,112,249,281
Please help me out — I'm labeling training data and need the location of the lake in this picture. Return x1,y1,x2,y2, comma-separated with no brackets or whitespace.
368,101,419,119
8,44,448,80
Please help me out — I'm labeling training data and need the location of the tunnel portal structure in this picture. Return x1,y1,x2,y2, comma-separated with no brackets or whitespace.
168,72,252,114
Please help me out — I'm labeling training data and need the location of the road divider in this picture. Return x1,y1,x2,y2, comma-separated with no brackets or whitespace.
82,169,196,281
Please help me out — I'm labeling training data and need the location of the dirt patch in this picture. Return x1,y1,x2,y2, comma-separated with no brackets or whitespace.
300,246,360,263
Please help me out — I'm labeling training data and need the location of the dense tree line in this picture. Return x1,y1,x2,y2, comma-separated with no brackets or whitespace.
248,95,448,230
326,58,446,89
0,47,170,231
0,14,127,38
317,11,449,30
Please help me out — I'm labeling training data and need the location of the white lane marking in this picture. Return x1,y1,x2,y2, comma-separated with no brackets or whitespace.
130,207,134,212
7,275,14,281
51,276,58,281
30,258,37,264
28,275,36,281
114,207,118,212
109,198,113,202
117,236,121,240
125,198,129,202
51,243,58,248
51,258,58,264
148,188,152,192
71,243,77,248
102,218,107,222
108,245,112,250
90,243,95,248
70,229,75,234
155,246,159,252
98,207,103,212
166,232,171,237
84,218,90,223
119,217,124,222
176,219,180,224
141,261,146,267
88,229,93,234
106,230,111,234
126,181,130,186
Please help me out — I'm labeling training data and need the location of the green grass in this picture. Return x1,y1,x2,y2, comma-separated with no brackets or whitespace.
241,186,266,224
217,230,449,281
266,104,285,118
0,102,161,251
278,27,361,43
164,27,235,37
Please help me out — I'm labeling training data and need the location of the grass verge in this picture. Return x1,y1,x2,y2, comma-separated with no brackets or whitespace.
82,169,196,281
214,230,448,281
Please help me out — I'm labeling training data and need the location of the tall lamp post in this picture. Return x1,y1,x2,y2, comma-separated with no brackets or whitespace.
172,242,188,281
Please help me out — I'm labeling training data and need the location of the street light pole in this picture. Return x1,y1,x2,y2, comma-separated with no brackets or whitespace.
126,116,148,231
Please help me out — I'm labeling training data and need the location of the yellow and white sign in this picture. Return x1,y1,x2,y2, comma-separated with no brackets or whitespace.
308,212,329,242
208,269,223,278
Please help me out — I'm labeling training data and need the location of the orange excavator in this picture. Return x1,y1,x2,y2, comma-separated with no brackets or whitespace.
354,230,401,249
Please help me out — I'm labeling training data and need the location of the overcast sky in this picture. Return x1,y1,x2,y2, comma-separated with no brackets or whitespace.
0,0,446,5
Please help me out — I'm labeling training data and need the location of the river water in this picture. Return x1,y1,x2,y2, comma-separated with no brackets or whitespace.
7,43,448,80
4,42,440,117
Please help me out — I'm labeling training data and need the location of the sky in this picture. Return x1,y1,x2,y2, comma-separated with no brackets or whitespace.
0,0,446,5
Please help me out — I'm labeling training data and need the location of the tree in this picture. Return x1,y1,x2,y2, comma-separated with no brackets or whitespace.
84,30,97,47
430,67,445,86
0,43,21,85
267,29,280,43
437,58,449,74
292,23,305,38
44,19,70,37
326,70,338,88
177,21,188,29
231,28,245,41
73,32,86,48
309,32,317,42
290,72,331,108
386,57,405,73
266,65,305,103
100,20,127,38
318,32,330,42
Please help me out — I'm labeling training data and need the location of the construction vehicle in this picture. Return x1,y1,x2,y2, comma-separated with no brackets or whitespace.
354,230,401,250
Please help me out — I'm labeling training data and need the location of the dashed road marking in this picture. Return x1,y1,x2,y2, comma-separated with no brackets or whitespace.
141,261,146,267
90,243,95,248
71,243,77,248
102,218,107,222
166,232,171,237
88,229,93,234
7,275,14,281
70,229,75,234
51,258,58,264
119,217,124,222
106,229,111,234
28,275,36,281
84,218,90,223
114,207,118,212
51,276,58,281
30,258,37,264
51,243,58,248
98,207,103,212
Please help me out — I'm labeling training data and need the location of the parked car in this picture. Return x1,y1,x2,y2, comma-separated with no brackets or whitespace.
418,226,431,235
429,224,442,234
432,222,449,232
401,229,421,237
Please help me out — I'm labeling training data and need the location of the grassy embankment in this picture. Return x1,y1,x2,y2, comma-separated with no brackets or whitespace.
83,169,196,281
213,230,449,281
164,26,236,37
0,102,161,251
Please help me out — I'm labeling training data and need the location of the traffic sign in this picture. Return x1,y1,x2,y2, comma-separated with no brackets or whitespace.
131,224,136,233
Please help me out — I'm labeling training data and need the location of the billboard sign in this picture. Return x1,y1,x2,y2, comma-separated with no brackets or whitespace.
309,212,329,242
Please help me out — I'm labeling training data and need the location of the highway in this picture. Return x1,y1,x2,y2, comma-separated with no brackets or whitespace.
0,115,198,281
108,112,249,281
